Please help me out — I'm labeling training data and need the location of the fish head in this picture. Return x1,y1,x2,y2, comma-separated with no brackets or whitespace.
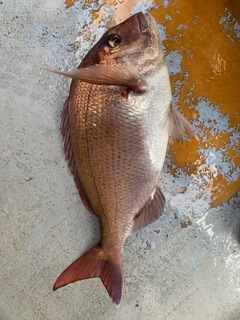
80,12,163,74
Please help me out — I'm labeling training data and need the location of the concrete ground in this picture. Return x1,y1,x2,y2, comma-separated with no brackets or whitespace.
1,1,240,319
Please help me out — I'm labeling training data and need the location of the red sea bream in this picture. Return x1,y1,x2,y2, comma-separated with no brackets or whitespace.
50,12,197,306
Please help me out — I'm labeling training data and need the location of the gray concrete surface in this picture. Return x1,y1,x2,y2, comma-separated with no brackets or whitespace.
1,1,240,319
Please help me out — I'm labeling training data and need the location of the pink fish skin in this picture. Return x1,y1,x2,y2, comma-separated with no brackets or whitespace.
51,12,197,306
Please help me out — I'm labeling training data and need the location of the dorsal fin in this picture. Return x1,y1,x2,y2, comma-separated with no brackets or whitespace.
131,186,166,233
60,98,96,215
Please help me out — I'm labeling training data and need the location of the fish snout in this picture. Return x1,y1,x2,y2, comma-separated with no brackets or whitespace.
137,12,148,32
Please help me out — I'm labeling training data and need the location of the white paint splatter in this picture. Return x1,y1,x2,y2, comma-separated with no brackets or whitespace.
219,8,240,41
165,14,172,21
158,24,167,53
176,24,187,30
189,97,240,182
193,98,229,137
158,24,167,42
165,51,183,75
198,147,239,182
192,15,198,25
162,0,169,8
131,0,157,15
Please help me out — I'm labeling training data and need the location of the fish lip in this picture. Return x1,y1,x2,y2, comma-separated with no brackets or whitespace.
137,12,157,35
137,12,149,32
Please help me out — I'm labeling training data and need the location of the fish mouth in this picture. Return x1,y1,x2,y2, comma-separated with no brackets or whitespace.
137,12,149,32
137,12,157,34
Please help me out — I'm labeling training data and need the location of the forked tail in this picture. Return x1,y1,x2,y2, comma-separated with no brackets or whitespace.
53,244,123,306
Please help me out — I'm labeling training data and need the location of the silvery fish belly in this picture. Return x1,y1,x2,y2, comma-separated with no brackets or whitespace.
51,12,196,306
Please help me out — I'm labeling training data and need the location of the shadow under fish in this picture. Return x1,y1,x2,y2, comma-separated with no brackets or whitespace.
49,12,197,306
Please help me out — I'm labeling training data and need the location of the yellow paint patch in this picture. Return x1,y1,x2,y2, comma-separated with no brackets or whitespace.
65,0,119,10
152,0,240,207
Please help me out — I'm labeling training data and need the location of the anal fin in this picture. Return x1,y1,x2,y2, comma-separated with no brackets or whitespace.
61,97,96,215
131,186,166,233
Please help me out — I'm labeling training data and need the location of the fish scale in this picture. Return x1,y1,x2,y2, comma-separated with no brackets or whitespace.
70,83,156,225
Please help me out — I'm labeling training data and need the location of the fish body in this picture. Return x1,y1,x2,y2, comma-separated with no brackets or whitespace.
51,12,196,306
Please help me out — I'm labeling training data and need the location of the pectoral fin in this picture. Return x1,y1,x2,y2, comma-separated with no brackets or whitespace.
168,103,199,142
48,64,147,92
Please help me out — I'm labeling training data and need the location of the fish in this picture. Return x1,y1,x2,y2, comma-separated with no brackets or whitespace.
50,12,197,306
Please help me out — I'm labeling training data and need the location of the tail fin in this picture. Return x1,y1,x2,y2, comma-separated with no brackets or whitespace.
53,244,123,306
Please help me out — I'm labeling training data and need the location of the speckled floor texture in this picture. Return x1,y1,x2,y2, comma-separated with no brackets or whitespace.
1,0,240,319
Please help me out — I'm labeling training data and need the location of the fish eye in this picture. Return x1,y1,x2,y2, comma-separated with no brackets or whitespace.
106,34,122,48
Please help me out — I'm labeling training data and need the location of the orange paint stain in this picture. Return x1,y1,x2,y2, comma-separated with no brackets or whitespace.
65,0,118,10
65,0,75,8
211,176,240,207
152,0,240,206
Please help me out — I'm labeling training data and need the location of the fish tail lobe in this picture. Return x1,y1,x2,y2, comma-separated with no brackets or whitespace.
53,244,123,307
